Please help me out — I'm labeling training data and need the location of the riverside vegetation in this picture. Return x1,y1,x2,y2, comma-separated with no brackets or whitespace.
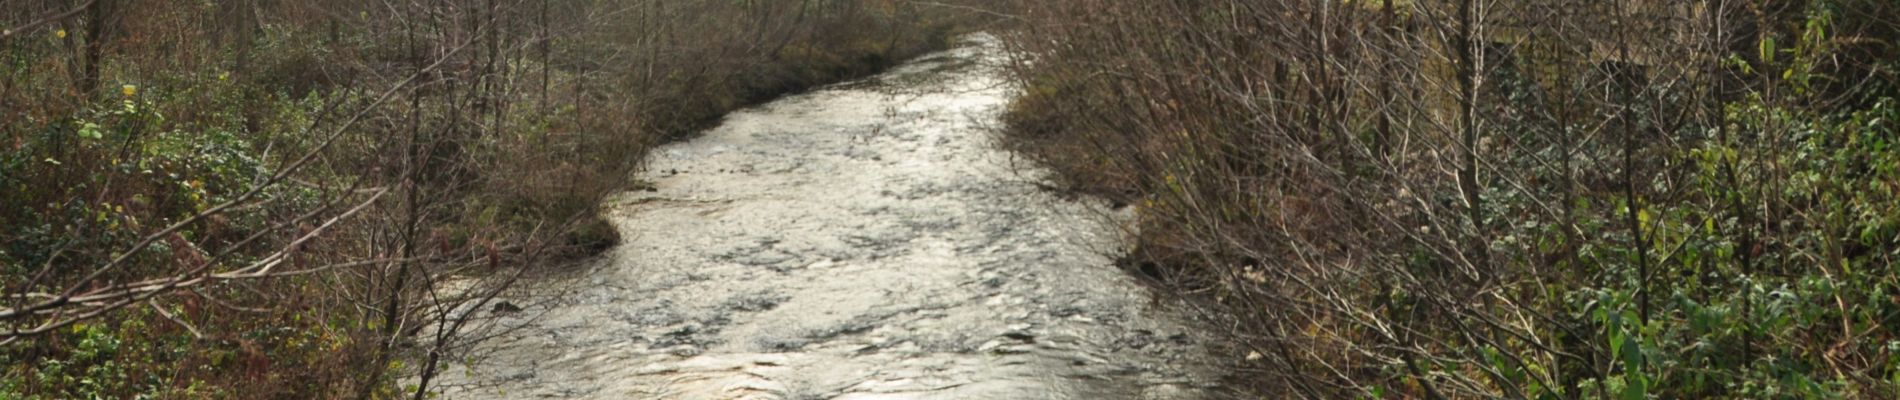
8,0,1900,399
0,1,991,398
993,0,1900,398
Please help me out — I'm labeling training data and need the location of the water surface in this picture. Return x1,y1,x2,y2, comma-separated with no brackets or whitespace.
438,34,1217,400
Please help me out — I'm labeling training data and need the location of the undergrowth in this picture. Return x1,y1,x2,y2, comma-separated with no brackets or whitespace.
997,0,1899,398
0,0,986,397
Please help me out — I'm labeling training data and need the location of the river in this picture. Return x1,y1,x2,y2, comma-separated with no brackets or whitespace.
435,34,1219,400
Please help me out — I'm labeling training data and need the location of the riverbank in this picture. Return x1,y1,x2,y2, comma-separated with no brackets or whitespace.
1,2,987,397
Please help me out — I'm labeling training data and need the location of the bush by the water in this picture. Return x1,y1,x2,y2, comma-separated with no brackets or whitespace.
996,0,1899,398
0,1,985,398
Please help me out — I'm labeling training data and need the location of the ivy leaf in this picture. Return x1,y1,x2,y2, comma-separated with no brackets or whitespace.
1620,335,1643,373
1610,329,1624,359
1620,376,1647,400
78,122,103,140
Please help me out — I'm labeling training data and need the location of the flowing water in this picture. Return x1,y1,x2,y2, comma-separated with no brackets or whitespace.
436,34,1219,400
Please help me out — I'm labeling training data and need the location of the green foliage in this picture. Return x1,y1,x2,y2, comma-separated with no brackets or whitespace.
0,320,190,400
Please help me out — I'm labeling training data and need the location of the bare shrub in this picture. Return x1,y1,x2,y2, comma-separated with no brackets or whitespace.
997,0,1899,397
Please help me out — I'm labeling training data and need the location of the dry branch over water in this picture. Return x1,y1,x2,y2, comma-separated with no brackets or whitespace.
7,0,1900,398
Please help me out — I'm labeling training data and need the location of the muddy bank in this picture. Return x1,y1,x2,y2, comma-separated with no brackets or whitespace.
435,34,1220,400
